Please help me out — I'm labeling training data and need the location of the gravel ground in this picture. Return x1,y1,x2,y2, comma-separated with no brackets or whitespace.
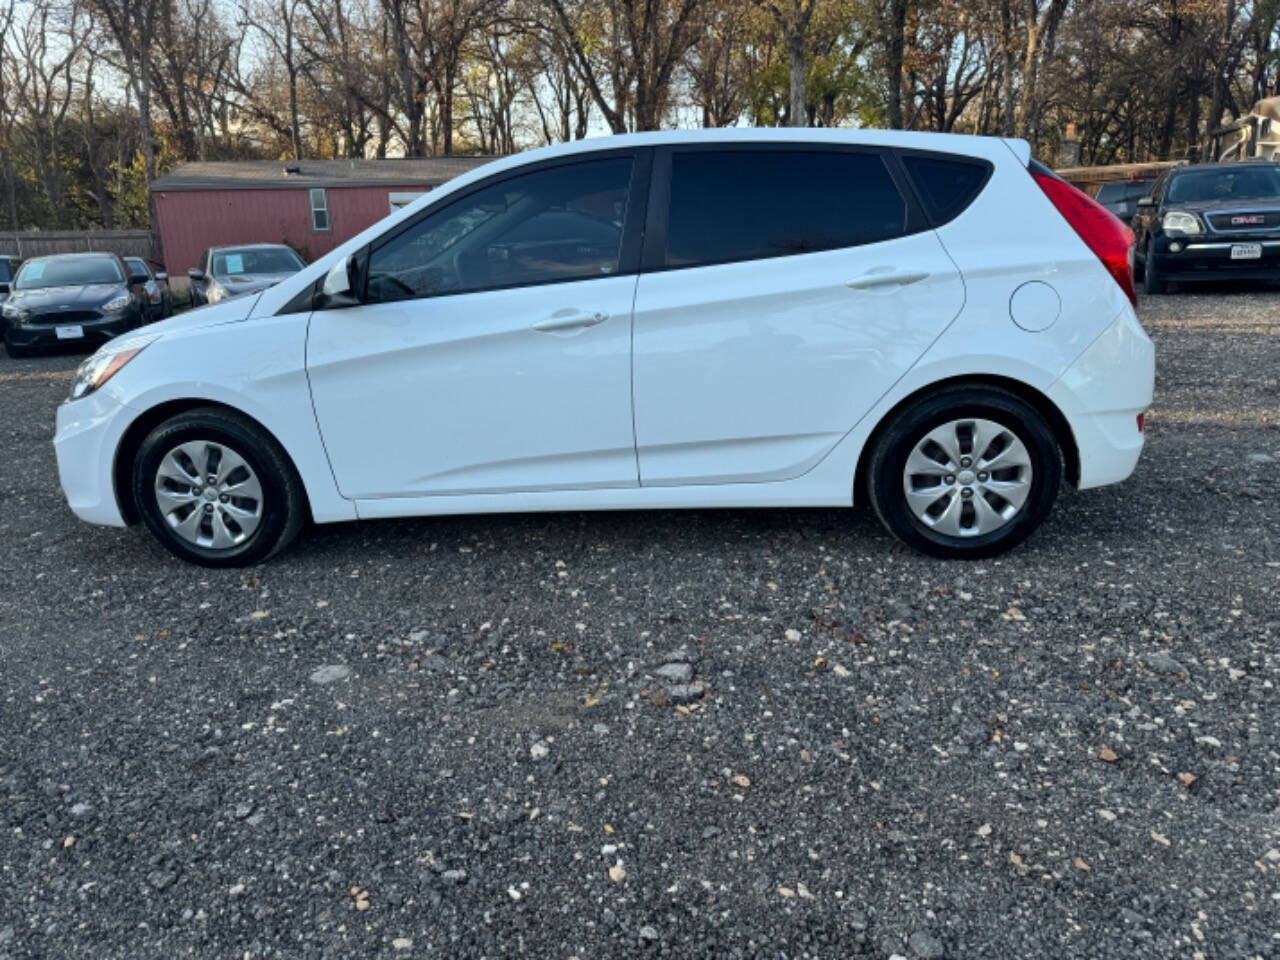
1,290,1278,960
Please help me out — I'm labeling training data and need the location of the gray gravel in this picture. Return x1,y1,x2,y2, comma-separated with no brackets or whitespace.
1,289,1278,959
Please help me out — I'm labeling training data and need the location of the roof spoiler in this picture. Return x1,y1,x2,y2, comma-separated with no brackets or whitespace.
1002,138,1032,166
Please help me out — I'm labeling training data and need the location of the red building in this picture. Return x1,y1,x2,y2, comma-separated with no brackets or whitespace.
151,157,493,281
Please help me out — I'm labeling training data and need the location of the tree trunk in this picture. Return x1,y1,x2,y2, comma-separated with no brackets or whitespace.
787,29,805,127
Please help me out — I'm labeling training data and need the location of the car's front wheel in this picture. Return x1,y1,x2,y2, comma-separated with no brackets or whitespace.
865,386,1062,559
132,407,306,567
1143,238,1167,295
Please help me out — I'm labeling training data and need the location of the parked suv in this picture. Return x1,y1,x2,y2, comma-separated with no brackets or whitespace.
1133,161,1280,293
54,130,1153,566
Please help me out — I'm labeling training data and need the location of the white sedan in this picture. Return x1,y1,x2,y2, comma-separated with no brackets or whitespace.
54,128,1153,566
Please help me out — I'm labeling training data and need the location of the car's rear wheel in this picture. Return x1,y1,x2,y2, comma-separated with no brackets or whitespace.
1143,239,1167,295
865,386,1062,559
132,407,306,567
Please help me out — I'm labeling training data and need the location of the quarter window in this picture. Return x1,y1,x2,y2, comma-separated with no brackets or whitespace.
663,150,906,268
365,157,633,302
310,188,330,232
900,155,991,224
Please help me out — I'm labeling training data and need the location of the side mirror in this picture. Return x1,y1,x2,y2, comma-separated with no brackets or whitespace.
129,272,149,286
155,271,167,282
188,268,205,282
319,255,361,308
0,282,9,294
1136,196,1155,209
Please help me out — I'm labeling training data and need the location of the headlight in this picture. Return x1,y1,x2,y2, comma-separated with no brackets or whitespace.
68,335,158,401
206,284,223,303
101,293,131,312
2,302,30,322
1162,211,1203,235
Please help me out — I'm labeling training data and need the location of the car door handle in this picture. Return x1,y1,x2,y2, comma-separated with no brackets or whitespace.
846,270,931,290
532,310,608,333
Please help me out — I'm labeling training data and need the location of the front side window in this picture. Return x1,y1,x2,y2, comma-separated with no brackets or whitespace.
365,157,633,302
15,256,123,290
310,188,330,231
664,150,907,268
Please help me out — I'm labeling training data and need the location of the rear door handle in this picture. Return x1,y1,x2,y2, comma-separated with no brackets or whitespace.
846,270,931,290
532,310,608,333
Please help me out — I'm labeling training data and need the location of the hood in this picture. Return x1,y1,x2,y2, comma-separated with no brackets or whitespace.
1168,197,1280,214
139,292,263,338
7,283,125,310
217,274,293,295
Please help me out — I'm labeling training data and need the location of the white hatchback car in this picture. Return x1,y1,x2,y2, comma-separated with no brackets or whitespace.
54,129,1154,567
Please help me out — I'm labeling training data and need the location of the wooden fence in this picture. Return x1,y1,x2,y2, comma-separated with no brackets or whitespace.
0,230,161,263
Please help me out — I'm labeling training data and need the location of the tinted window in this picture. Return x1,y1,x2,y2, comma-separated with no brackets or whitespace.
1167,167,1280,203
0,259,11,282
366,157,632,301
14,256,123,290
901,154,990,224
212,247,304,277
664,150,906,268
125,257,151,278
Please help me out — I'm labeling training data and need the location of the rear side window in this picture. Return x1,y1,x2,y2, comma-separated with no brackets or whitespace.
900,154,991,225
664,150,907,268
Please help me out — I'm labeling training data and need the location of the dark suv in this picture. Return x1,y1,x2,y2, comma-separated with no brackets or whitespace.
1133,162,1280,293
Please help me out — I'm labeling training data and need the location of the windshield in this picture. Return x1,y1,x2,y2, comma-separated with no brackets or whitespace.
1167,167,1280,203
125,258,151,279
212,248,304,277
14,257,123,290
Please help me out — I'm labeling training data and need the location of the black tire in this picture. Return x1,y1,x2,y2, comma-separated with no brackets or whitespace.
4,337,34,358
131,406,306,567
1143,239,1166,295
865,386,1062,559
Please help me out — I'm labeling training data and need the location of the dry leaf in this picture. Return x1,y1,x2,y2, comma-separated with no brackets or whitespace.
62,835,75,849
777,886,796,898
1151,830,1171,847
1099,747,1119,762
250,610,268,619
603,824,615,834
1178,772,1197,787
1009,851,1024,867
1073,856,1091,872
731,774,751,788
608,864,626,883
355,898,370,911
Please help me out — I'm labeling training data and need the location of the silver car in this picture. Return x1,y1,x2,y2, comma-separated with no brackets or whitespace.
187,244,306,305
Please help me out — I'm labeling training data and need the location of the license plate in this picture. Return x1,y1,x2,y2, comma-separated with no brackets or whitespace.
54,324,84,339
1230,243,1262,260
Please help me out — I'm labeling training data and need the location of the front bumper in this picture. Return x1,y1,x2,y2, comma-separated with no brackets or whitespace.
54,389,133,527
5,310,142,349
1046,308,1155,490
1151,234,1280,281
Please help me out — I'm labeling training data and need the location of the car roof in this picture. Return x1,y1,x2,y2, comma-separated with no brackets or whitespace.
23,252,119,264
1170,161,1280,175
210,243,298,252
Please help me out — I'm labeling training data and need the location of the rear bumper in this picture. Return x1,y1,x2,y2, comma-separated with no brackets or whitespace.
53,390,132,527
1046,308,1155,490
1151,236,1280,281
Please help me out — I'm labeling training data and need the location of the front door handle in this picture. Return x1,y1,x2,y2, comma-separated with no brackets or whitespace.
532,310,608,333
846,270,931,290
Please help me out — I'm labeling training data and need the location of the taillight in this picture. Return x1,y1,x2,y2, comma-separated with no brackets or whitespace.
1031,169,1137,307
1136,412,1145,433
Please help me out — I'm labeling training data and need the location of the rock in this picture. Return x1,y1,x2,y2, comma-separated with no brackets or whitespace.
783,629,802,642
976,823,992,838
638,925,659,943
1247,452,1274,464
147,870,177,891
658,647,692,665
667,683,706,704
0,926,14,945
392,937,413,951
1142,653,1186,677
591,723,609,735
909,931,945,959
69,802,92,818
441,869,468,884
233,801,255,820
310,664,351,685
419,655,450,672
1195,735,1222,748
653,662,693,684
507,886,522,902
702,826,721,839
530,741,550,760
